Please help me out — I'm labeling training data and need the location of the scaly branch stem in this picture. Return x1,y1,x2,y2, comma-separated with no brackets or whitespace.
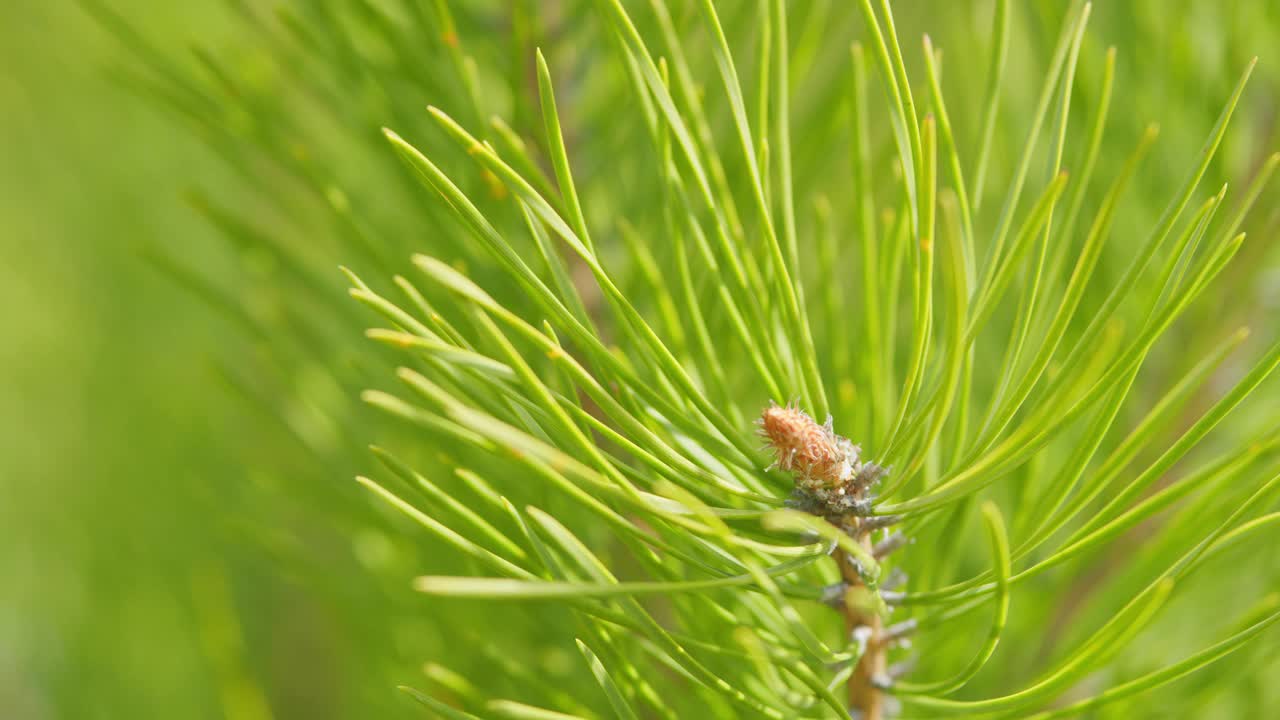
841,516,885,719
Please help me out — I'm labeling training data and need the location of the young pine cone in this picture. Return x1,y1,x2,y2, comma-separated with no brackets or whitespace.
758,403,886,515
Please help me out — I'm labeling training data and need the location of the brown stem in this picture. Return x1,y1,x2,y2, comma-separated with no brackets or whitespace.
839,518,885,719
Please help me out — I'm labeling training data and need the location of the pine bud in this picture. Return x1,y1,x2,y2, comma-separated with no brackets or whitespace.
758,402,886,516
758,403,856,490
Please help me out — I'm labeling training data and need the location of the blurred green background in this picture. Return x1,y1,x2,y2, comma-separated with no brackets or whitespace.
3,1,1279,718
